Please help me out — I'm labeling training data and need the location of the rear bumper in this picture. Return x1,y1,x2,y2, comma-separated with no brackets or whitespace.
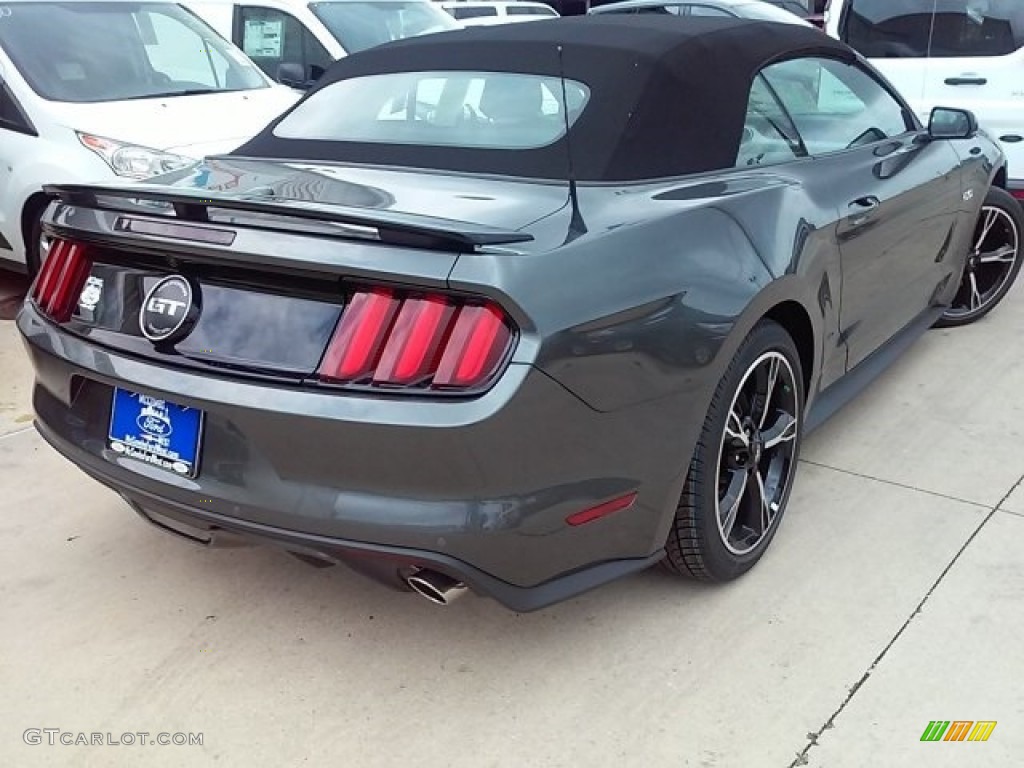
18,305,699,609
42,425,661,612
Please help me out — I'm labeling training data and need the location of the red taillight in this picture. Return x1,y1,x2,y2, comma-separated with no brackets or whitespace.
374,296,455,385
434,305,511,389
318,288,514,392
31,238,93,323
1010,188,1024,201
318,289,401,382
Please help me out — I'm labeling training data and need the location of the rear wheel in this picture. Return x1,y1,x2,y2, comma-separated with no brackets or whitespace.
936,186,1023,328
664,320,804,582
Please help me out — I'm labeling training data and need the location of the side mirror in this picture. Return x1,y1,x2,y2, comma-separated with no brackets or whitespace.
928,107,979,139
276,62,311,89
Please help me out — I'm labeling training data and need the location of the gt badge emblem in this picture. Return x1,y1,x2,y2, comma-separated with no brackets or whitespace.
140,275,200,344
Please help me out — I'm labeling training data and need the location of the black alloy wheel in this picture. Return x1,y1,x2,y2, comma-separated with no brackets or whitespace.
937,186,1024,327
665,319,804,581
716,350,800,556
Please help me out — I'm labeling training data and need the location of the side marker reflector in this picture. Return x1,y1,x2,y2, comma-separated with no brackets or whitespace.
566,492,639,527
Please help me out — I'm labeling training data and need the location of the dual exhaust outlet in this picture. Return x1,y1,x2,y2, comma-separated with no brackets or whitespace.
405,568,467,606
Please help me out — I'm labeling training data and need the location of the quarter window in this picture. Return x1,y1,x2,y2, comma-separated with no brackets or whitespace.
761,57,911,155
736,74,806,167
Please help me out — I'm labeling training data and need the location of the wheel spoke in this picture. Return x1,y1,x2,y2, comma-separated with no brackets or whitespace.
754,470,773,535
969,272,983,311
726,408,748,446
758,357,781,429
719,470,748,542
975,207,999,251
762,412,798,448
979,244,1016,264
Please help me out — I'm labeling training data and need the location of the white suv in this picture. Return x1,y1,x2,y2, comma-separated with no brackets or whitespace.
0,0,299,276
826,0,1024,200
441,1,559,25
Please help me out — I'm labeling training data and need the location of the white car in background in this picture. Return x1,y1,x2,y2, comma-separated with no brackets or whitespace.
187,0,461,87
439,1,559,25
825,0,1024,201
0,0,299,276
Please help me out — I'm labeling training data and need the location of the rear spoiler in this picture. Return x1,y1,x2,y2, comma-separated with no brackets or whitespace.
43,183,534,252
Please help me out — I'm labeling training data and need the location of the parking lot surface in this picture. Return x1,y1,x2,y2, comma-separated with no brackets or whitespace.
1,269,1022,767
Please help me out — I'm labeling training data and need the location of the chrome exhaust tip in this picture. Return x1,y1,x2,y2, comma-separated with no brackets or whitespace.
406,569,467,606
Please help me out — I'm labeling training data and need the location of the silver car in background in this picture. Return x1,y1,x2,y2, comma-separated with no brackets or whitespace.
589,0,813,25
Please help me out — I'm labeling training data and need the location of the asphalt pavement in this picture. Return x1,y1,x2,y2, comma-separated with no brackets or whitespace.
1,268,1021,767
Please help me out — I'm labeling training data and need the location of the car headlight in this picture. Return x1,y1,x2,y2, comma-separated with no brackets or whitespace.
77,132,197,179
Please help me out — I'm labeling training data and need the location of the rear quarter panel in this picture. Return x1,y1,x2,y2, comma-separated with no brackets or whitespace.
448,170,843,416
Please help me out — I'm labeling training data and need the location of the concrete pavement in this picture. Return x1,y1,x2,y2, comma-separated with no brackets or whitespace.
0,272,32,437
0,269,1021,767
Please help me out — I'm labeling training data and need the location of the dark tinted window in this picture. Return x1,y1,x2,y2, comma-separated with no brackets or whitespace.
507,5,558,15
0,82,34,134
844,0,1024,58
451,6,499,18
930,0,1024,56
239,7,333,81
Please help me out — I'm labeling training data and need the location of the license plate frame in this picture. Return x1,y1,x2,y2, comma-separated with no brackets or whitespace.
107,388,204,478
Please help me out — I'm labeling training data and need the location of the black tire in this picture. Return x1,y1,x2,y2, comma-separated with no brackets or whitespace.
664,319,804,582
936,186,1024,328
25,200,50,280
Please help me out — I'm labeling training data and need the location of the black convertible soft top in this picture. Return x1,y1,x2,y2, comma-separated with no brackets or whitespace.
233,16,856,182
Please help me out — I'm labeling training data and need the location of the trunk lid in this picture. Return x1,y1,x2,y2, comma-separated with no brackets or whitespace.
174,157,571,233
37,161,566,383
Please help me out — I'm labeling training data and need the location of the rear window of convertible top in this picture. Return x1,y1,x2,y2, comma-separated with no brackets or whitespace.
272,71,591,149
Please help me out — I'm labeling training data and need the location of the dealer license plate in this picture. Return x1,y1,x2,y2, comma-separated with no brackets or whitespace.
108,388,203,477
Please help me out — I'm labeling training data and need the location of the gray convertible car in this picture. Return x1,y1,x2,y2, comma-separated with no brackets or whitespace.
17,16,1022,611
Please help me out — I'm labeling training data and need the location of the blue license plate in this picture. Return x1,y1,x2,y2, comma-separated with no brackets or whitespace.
108,388,204,477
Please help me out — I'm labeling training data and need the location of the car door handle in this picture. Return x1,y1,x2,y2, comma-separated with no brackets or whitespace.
847,196,880,227
849,196,880,213
945,76,988,86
